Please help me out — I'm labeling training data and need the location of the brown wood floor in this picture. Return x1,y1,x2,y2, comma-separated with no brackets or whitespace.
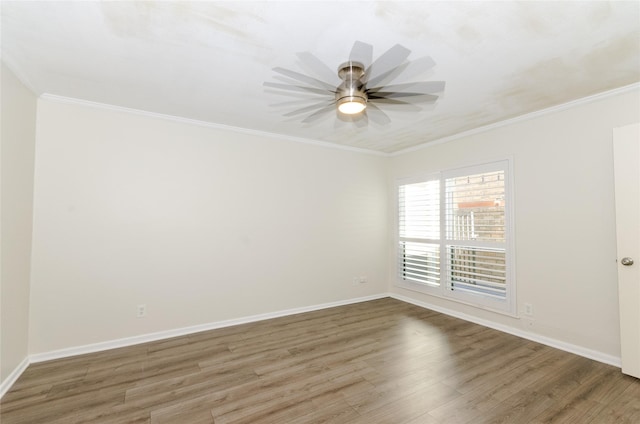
1,298,639,424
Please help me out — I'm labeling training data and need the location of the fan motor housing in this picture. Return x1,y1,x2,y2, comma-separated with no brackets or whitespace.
337,61,365,81
336,61,367,112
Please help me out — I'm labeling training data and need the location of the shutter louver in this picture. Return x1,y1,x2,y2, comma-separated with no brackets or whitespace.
398,180,440,286
399,241,440,286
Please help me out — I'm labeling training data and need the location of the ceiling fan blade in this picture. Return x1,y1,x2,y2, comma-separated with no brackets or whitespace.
269,97,330,108
263,81,333,96
365,61,409,89
366,103,391,125
369,97,422,112
301,103,336,123
265,89,326,101
352,113,368,128
296,51,340,84
365,56,436,88
369,92,440,101
368,81,446,94
364,44,411,83
349,41,373,67
284,100,336,117
393,56,437,82
272,67,336,91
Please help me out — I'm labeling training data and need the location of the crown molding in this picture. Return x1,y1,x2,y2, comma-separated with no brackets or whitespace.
38,94,387,157
38,82,640,158
391,82,640,156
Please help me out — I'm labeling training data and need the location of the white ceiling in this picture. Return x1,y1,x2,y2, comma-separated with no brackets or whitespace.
2,1,639,153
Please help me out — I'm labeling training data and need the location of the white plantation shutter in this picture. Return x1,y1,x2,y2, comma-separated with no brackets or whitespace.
445,170,507,300
399,180,440,240
397,160,515,314
398,179,440,286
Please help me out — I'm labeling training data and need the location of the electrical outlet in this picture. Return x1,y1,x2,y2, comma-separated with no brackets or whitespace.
359,276,367,284
524,303,533,316
137,304,146,318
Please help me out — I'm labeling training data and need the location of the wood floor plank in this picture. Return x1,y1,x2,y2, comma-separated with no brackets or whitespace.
2,297,638,423
286,399,360,424
351,380,461,424
583,380,640,424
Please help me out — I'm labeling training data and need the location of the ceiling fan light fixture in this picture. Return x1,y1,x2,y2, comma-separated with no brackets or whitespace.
266,42,445,125
336,61,367,115
337,96,367,114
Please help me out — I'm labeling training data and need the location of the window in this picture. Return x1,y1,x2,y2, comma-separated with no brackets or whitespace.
397,160,515,315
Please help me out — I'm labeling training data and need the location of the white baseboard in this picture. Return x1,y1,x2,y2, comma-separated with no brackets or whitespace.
3,292,620,399
11,297,388,398
0,356,30,399
390,293,622,368
29,293,388,364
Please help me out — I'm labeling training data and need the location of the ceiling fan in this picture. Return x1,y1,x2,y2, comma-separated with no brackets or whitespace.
264,41,445,126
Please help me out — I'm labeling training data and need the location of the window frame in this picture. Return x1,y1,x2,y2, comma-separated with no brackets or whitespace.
395,159,516,316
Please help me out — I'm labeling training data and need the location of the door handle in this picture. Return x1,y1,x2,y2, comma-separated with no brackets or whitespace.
621,257,634,266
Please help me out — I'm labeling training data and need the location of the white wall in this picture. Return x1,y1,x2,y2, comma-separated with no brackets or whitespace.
28,99,388,354
15,83,640,363
0,64,37,384
389,88,640,359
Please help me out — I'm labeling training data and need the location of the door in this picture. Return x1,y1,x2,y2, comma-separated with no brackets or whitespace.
613,122,640,378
